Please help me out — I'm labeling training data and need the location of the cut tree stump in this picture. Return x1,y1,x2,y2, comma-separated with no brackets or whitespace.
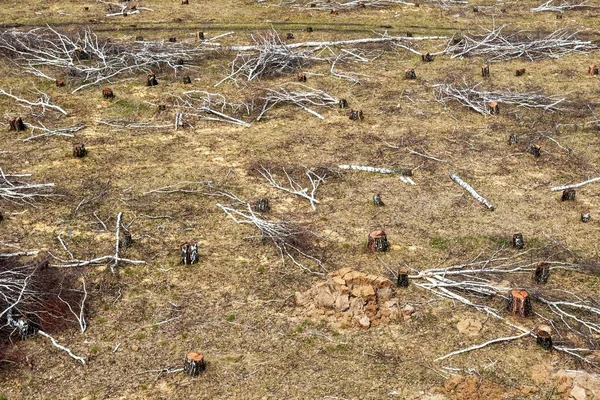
72,143,88,158
146,72,158,87
135,36,144,41
529,144,541,158
181,241,199,265
561,188,576,201
102,88,114,99
421,53,435,62
508,289,531,317
581,209,591,223
397,267,409,288
349,109,364,121
169,37,177,43
339,98,348,109
297,72,307,82
184,352,205,376
120,231,133,249
183,76,192,84
254,198,270,213
536,327,553,350
481,64,490,78
373,194,384,206
508,134,518,145
589,64,599,76
405,68,417,80
286,33,294,40
56,78,65,87
367,230,388,252
488,101,500,115
534,262,549,284
9,116,26,132
512,232,524,249
197,31,205,40
515,68,526,76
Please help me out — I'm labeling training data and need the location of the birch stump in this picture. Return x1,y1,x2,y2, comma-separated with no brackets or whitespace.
368,230,388,252
512,233,524,249
397,267,409,288
536,327,553,350
534,262,549,284
184,352,205,376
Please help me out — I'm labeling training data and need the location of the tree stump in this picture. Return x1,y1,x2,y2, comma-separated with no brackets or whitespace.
515,68,526,77
556,13,563,19
169,37,177,43
135,36,144,41
508,134,518,145
72,143,88,158
297,72,307,82
183,76,192,84
358,1,366,7
254,198,270,213
56,78,65,87
196,31,205,40
397,267,409,288
512,232,524,249
158,104,167,112
561,188,576,201
529,144,541,158
536,327,553,350
331,8,339,15
286,33,294,40
176,58,184,66
305,27,314,32
146,72,158,87
534,262,549,284
0,210,4,222
488,101,499,115
508,289,531,317
349,109,364,121
9,117,26,132
182,0,189,4
405,68,417,80
184,352,206,376
120,231,133,249
102,88,114,99
421,53,435,62
181,241,199,265
581,209,591,223
367,230,389,252
481,64,490,78
373,194,384,207
589,64,599,76
339,98,348,109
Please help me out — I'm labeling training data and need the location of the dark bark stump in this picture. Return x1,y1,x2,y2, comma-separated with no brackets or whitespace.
158,104,167,112
561,188,576,201
534,262,549,284
9,117,26,132
529,144,541,158
397,267,409,288
373,194,384,207
331,8,339,14
181,241,199,265
184,352,205,376
508,289,531,317
556,13,563,19
515,68,526,76
146,72,158,87
120,231,133,249
589,64,599,76
305,27,314,32
405,68,417,80
421,53,435,62
481,64,490,78
56,78,65,87
176,58,185,66
536,328,553,350
72,143,88,158
508,134,518,145
358,1,366,7
197,31,205,40
349,109,364,120
286,33,295,40
512,232,524,249
183,76,192,84
169,37,177,42
297,72,307,82
339,98,348,109
182,0,189,4
102,88,114,99
368,230,389,252
135,36,144,41
254,198,270,213
0,211,3,222
581,209,591,223
488,101,499,115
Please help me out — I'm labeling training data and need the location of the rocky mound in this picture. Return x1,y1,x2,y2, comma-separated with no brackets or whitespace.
295,267,414,328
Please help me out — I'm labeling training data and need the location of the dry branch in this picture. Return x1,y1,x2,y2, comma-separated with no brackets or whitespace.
24,123,85,141
257,84,338,120
449,171,494,210
434,82,567,115
0,167,55,206
0,89,67,116
531,0,596,12
443,27,596,61
263,0,416,9
171,91,252,127
551,176,600,192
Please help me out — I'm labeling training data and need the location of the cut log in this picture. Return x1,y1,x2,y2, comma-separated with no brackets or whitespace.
397,267,409,288
512,232,524,249
449,172,494,211
536,328,552,350
581,209,591,223
184,352,205,376
181,241,199,265
561,188,576,201
373,194,384,207
508,289,531,317
534,262,549,284
368,230,388,252
551,176,600,192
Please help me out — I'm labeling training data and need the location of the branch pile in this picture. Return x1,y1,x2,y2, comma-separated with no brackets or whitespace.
531,0,596,12
443,27,596,61
0,167,55,206
262,0,416,9
171,91,252,127
434,82,567,115
258,84,339,120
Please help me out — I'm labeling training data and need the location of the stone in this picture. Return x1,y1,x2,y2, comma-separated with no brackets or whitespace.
359,315,370,328
130,345,140,352
335,294,350,311
456,318,483,336
315,284,335,308
556,376,573,394
570,386,587,400
351,284,375,299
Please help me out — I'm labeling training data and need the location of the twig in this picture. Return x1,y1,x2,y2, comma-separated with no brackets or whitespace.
37,330,86,364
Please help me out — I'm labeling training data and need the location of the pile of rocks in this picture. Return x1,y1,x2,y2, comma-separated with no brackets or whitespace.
295,267,414,328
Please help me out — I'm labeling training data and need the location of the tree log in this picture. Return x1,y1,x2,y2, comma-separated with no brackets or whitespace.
449,172,494,211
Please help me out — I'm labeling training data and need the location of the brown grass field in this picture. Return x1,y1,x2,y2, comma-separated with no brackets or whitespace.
1,0,600,399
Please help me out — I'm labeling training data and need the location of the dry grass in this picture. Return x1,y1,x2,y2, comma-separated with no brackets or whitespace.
1,0,600,399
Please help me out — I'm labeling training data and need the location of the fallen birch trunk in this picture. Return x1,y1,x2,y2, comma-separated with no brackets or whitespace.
449,172,494,210
551,176,600,192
